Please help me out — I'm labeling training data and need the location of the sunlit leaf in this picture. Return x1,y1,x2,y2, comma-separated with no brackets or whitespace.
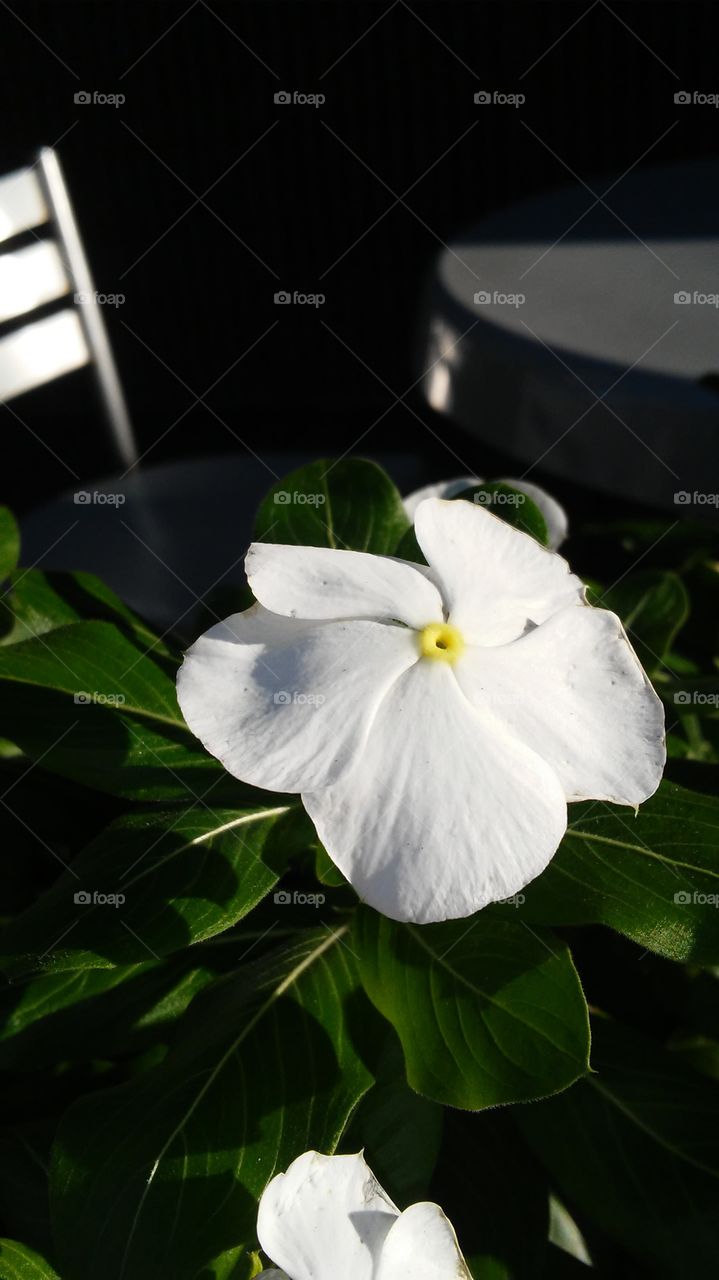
0,621,250,801
254,458,410,554
519,782,719,964
0,806,306,976
354,907,590,1109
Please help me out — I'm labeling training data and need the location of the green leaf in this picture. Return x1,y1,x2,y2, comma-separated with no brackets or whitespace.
313,841,348,888
661,674,719,703
0,621,248,801
660,674,719,761
0,568,170,656
0,961,215,1068
353,907,590,1109
681,558,719,670
254,458,410,554
0,806,306,976
517,1018,719,1275
50,929,372,1280
518,782,719,964
0,508,20,583
668,717,719,768
196,1247,257,1280
392,526,424,564
0,1241,61,1280
589,570,689,675
460,483,550,545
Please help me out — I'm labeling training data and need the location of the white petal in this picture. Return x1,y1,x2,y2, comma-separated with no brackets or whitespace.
377,1202,473,1279
403,477,480,521
177,605,418,792
549,1195,593,1266
303,661,567,923
455,603,666,805
499,477,569,550
257,1272,289,1279
257,1151,399,1280
246,542,444,629
414,498,583,646
404,475,568,550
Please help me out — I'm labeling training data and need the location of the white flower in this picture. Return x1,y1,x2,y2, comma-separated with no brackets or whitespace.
177,498,665,924
255,1150,472,1280
403,475,568,548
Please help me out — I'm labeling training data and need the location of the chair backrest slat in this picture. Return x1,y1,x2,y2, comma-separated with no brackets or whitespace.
0,168,49,243
0,149,138,469
0,309,89,401
0,240,70,323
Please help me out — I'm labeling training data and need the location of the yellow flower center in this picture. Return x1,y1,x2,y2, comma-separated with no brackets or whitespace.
418,622,465,663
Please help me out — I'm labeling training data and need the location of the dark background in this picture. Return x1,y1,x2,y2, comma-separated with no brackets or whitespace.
1,1,717,512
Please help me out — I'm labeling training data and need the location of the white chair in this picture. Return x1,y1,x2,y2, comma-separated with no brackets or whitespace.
0,147,137,468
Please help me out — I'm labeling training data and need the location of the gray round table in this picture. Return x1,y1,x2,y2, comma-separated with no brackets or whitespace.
21,452,424,631
417,156,719,517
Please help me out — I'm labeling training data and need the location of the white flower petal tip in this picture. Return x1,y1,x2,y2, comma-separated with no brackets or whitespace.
403,474,569,548
179,493,665,924
257,1150,399,1280
402,476,482,522
256,1151,471,1280
245,540,443,629
413,497,584,647
455,603,666,809
377,1202,474,1280
304,659,569,923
